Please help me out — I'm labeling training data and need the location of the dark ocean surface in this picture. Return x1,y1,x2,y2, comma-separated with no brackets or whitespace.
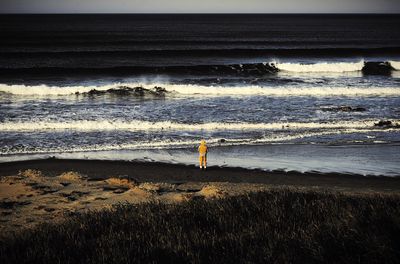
0,14,399,175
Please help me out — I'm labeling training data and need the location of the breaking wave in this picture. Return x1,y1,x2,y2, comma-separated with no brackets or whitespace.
389,60,400,70
0,127,397,156
0,60,398,76
274,60,398,75
0,119,398,132
274,61,364,73
1,83,399,97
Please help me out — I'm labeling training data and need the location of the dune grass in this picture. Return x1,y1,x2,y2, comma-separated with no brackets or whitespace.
1,188,399,263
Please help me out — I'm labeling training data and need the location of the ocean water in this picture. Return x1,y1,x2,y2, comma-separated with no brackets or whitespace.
0,14,399,175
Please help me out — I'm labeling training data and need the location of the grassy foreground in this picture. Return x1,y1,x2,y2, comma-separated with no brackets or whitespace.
1,188,400,264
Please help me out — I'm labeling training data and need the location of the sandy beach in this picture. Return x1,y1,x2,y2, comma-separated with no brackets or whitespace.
1,158,400,237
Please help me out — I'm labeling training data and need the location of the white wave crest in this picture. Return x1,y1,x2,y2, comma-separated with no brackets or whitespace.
274,61,364,73
0,119,396,132
0,83,124,96
389,60,400,70
164,84,400,97
0,83,399,97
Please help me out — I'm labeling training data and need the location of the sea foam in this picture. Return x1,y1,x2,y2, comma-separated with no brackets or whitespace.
1,83,399,97
0,119,397,132
273,61,365,73
389,61,400,70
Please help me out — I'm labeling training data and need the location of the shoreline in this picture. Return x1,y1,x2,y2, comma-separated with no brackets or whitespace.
2,143,399,176
1,158,399,192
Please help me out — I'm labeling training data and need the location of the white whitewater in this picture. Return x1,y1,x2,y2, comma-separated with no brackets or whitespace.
1,83,399,97
0,127,396,156
389,60,400,70
273,61,365,73
0,119,397,132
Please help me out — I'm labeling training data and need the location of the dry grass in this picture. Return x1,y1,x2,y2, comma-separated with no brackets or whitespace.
17,169,43,179
57,171,85,182
196,184,226,199
104,177,136,188
0,188,399,264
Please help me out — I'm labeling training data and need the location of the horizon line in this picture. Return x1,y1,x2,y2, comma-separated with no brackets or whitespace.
1,12,400,15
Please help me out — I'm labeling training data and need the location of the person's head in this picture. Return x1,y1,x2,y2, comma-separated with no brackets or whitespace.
200,139,206,145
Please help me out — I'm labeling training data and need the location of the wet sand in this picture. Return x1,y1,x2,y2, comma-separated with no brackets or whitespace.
1,158,400,191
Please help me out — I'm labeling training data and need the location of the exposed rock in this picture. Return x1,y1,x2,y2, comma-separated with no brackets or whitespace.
375,120,392,127
123,86,146,96
153,86,168,95
362,61,393,75
78,86,168,97
321,106,367,112
374,120,400,128
338,106,365,112
352,107,367,112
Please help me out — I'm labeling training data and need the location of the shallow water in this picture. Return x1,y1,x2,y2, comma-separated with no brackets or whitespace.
2,144,399,176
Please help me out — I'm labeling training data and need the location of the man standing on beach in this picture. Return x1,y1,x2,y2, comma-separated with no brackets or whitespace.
198,140,208,170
